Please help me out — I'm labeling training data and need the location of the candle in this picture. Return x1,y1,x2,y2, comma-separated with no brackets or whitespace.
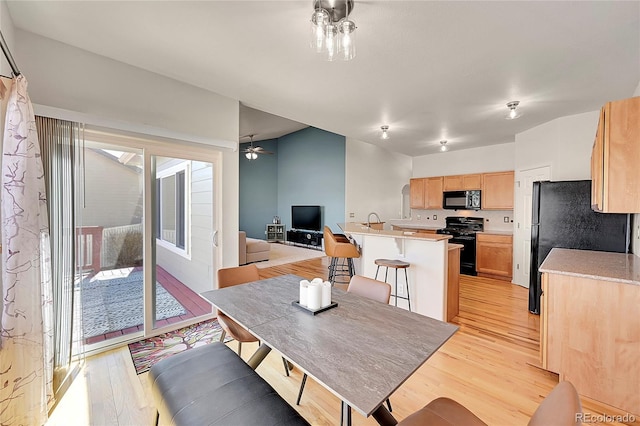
307,282,322,310
322,281,332,307
299,280,310,306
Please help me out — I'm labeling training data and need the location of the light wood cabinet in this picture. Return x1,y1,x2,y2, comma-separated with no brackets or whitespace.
424,177,443,209
409,178,425,209
476,233,513,280
541,272,640,414
591,96,640,213
443,174,482,191
481,171,514,210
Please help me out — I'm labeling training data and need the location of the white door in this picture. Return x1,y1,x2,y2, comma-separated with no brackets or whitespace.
513,166,551,287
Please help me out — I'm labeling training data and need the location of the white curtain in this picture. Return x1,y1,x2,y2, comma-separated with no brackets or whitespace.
0,75,54,424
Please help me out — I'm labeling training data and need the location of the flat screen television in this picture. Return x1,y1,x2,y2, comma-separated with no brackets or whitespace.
291,205,322,232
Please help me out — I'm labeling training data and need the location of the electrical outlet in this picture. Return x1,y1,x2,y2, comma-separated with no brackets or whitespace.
349,212,355,218
417,214,421,220
433,214,437,220
504,216,509,223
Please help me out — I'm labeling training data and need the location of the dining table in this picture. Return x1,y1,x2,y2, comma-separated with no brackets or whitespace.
201,274,458,426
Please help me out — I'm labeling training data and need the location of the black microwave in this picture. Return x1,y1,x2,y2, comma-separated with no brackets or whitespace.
443,190,481,210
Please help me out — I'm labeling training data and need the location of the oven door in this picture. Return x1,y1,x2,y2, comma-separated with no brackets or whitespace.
450,235,477,276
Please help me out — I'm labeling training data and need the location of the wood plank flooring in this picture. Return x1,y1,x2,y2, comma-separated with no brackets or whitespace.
47,257,637,426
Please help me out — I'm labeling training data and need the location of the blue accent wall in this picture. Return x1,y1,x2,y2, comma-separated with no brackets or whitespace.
278,128,345,235
239,127,346,240
239,139,278,239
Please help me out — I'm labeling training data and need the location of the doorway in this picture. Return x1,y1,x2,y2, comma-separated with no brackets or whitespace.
513,166,551,287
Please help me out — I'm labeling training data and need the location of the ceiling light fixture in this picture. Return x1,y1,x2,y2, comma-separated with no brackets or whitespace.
506,101,521,119
381,125,389,140
440,140,448,152
310,0,356,61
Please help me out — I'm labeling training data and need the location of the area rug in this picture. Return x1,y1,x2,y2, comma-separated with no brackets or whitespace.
128,319,228,374
254,242,325,269
80,269,186,338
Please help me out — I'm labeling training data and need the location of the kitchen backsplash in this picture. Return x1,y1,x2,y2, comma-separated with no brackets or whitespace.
409,209,515,232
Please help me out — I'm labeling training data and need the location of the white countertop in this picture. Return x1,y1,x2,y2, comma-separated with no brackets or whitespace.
539,248,640,285
339,223,451,242
478,230,514,236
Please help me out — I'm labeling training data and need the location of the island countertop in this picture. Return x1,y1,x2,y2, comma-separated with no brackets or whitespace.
539,248,640,285
338,223,451,241
387,219,441,231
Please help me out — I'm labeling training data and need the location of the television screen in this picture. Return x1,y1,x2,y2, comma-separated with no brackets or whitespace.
291,205,322,231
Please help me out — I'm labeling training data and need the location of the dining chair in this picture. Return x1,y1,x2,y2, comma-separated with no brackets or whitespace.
217,264,290,375
296,275,393,425
398,381,582,426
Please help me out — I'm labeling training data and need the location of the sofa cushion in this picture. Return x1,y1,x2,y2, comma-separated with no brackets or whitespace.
246,238,270,254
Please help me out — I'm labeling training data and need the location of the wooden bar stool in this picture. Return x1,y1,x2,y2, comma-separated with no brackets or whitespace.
324,226,360,286
374,259,411,312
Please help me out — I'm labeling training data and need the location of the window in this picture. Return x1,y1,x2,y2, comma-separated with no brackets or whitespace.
156,161,189,253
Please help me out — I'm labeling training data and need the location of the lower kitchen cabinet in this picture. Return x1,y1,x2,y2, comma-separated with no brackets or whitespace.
476,233,512,281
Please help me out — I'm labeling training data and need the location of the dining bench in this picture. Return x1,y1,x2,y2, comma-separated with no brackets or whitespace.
149,342,309,426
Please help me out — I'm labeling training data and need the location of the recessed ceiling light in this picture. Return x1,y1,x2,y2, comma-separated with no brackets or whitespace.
440,140,448,152
381,125,389,140
506,101,521,119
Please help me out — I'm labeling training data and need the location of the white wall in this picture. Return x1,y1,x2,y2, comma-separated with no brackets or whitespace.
515,111,598,181
345,137,412,223
633,81,640,257
412,143,515,177
15,29,241,267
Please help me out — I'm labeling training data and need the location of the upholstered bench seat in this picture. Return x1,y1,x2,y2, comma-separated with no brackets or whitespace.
149,342,308,426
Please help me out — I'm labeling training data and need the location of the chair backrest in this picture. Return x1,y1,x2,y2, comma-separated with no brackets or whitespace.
323,226,336,257
347,275,392,304
528,381,583,426
217,264,260,289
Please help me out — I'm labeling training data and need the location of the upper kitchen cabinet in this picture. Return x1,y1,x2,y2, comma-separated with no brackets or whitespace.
410,178,425,209
482,171,514,210
443,174,482,191
424,177,444,209
591,96,640,213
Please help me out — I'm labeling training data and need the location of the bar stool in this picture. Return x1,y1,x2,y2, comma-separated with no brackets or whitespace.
374,259,411,312
324,226,360,286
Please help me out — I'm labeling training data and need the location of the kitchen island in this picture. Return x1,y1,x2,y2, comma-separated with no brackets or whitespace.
338,223,453,321
539,248,639,416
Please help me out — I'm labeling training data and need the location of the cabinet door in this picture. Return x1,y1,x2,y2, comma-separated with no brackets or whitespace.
424,177,443,209
443,175,464,191
600,97,640,213
462,174,482,190
482,171,514,210
476,234,513,278
591,107,605,211
410,178,425,209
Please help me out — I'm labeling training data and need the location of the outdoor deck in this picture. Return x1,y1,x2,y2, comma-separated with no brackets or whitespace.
84,266,213,344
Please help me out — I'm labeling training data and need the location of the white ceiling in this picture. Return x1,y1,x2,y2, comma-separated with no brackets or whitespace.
7,1,640,156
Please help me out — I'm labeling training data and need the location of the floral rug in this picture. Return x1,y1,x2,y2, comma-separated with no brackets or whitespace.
128,319,230,374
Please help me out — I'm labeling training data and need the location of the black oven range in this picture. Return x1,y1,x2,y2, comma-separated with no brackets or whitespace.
436,216,484,276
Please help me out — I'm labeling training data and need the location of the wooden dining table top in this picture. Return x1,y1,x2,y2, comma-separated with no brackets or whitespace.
202,274,458,418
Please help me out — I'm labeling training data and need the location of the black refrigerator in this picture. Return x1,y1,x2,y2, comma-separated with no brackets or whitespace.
528,180,630,314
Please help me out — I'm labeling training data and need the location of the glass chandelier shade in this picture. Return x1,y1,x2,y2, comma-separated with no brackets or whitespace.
310,0,356,61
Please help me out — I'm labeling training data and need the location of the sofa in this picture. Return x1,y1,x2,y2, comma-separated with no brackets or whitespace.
239,231,270,265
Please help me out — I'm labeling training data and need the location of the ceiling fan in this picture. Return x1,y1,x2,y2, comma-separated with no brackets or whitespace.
241,134,273,160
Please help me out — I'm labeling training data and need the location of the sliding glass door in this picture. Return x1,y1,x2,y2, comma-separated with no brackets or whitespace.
73,131,217,350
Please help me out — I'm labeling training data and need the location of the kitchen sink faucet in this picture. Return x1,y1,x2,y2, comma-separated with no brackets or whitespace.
367,212,381,227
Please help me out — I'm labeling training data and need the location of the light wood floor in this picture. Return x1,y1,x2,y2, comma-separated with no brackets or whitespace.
47,257,637,426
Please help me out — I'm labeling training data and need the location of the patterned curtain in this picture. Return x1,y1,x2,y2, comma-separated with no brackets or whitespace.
0,76,54,424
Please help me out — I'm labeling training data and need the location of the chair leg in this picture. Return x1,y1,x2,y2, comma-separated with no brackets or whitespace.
296,374,308,405
154,410,159,426
282,357,290,376
218,330,226,343
405,268,411,312
238,341,242,357
375,265,381,280
395,268,399,307
386,398,392,412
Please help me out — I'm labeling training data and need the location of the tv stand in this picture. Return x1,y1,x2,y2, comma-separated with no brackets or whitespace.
287,229,323,250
